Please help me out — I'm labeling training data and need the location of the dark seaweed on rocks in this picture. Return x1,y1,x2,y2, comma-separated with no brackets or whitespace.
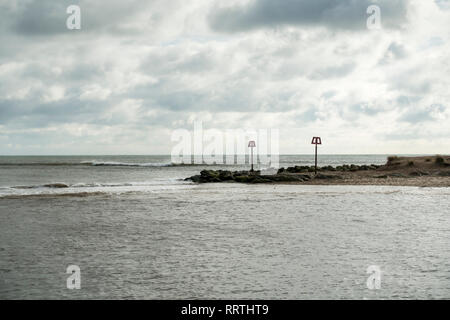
278,164,380,174
185,170,313,184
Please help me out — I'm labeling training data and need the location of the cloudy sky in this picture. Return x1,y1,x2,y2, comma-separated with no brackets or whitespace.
0,0,449,155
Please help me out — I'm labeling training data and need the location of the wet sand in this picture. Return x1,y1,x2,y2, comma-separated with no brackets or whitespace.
288,172,450,187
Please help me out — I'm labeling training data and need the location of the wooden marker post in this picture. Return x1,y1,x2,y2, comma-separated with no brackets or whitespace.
311,137,322,175
248,140,256,172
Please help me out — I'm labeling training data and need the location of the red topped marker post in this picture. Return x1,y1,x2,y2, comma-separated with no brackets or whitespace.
311,137,322,175
248,140,256,172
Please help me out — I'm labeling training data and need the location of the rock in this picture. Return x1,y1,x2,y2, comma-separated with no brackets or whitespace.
218,170,233,181
438,171,450,177
314,173,340,180
409,171,430,177
388,173,406,178
234,175,252,183
186,168,318,183
252,177,274,183
187,170,234,183
286,165,310,173
374,173,406,178
265,174,305,182
200,170,219,178
185,175,201,183
43,183,69,188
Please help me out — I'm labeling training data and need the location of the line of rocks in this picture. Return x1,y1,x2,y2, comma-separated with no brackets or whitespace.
185,170,341,184
277,164,381,174
184,166,449,184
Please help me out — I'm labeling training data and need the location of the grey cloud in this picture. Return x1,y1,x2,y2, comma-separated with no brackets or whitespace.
309,62,355,80
350,103,381,116
0,100,26,124
129,76,300,113
399,110,433,123
435,0,450,10
383,131,425,141
296,108,320,122
176,53,216,73
6,0,156,36
13,0,78,36
18,61,102,84
396,96,421,109
391,78,432,95
209,0,409,32
0,97,112,129
399,104,446,124
379,42,407,65
141,49,217,75
321,91,337,99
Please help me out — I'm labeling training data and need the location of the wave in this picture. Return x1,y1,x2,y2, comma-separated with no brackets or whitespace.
0,162,89,166
0,179,193,199
7,180,186,190
12,183,70,189
0,191,109,199
81,161,239,167
0,161,226,167
0,161,173,167
10,182,124,189
80,161,174,167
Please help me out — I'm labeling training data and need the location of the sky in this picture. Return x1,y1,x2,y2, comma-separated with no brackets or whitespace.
0,0,449,155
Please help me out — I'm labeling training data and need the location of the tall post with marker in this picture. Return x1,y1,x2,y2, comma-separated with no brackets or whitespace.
248,140,256,172
311,137,322,175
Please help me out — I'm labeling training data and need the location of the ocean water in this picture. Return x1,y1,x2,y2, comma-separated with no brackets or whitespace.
0,155,449,299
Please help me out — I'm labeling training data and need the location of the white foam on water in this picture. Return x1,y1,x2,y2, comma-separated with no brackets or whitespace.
0,179,195,198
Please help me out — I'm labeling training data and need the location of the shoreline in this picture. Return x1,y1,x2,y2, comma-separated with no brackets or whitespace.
185,155,450,188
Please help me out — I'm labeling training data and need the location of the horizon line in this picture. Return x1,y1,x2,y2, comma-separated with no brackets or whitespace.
0,153,445,157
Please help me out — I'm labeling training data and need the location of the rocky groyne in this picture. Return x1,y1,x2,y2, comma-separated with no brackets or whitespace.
185,156,450,187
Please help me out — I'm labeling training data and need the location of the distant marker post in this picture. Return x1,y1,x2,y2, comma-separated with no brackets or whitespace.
248,140,256,172
311,137,322,175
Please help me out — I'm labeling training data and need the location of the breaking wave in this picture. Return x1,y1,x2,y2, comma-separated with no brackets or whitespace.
81,161,173,167
0,161,224,167
0,179,193,199
0,191,109,199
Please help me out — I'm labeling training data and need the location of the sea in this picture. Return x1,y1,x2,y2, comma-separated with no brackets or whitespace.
0,155,449,299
